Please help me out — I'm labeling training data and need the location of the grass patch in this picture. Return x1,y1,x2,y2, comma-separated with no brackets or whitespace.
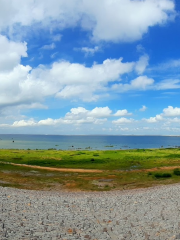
1,148,180,191
1,148,180,170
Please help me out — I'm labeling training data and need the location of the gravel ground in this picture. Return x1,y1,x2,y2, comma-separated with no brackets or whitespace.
1,184,180,240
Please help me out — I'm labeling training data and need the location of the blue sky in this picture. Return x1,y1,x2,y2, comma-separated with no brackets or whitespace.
0,0,180,135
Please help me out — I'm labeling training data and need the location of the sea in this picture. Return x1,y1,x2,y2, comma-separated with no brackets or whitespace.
0,134,180,150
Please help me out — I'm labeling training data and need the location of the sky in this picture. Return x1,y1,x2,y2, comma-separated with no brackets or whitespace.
0,0,180,135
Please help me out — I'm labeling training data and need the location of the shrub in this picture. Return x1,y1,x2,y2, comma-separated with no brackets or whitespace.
173,168,180,176
154,173,172,178
93,153,99,156
162,173,172,178
154,173,162,178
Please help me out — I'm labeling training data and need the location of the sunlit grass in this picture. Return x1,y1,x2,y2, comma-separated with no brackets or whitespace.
1,148,180,191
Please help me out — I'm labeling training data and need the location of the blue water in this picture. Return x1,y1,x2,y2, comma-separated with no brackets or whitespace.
0,134,180,150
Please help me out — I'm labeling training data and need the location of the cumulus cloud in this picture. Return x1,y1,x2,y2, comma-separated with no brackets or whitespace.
0,56,134,107
2,106,133,127
140,105,147,112
112,76,154,92
143,106,180,123
114,109,132,117
12,119,37,127
112,117,134,124
88,107,112,118
162,106,180,117
64,107,112,120
0,0,176,42
83,0,176,42
144,114,163,123
0,43,179,111
2,105,180,136
42,58,134,101
0,35,27,72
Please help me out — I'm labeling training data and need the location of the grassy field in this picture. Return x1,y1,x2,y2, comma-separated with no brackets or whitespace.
1,148,180,191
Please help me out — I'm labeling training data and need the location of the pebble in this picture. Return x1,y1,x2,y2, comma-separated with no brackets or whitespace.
1,184,180,239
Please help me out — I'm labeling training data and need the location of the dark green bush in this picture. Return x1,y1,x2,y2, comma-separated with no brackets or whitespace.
173,168,180,176
154,173,172,178
93,153,99,156
162,173,172,178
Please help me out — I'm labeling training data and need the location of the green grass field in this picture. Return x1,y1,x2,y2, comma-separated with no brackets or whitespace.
1,148,180,191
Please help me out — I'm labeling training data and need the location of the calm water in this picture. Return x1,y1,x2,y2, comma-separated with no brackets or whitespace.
0,134,180,150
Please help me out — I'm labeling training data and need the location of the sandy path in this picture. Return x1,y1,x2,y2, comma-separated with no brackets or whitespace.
9,162,103,173
1,161,180,173
135,165,180,173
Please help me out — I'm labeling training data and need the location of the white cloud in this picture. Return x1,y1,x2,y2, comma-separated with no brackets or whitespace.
154,59,180,71
50,58,133,84
140,105,147,112
88,107,112,117
52,34,62,42
2,105,180,136
119,127,129,131
0,0,175,42
48,58,134,101
41,43,56,50
112,76,154,92
162,106,180,117
0,35,27,72
131,76,154,89
0,64,32,106
114,109,132,117
1,106,133,127
166,59,180,68
74,46,100,56
143,106,180,124
9,106,112,127
64,106,112,121
12,119,36,127
136,44,145,53
0,55,135,108
135,54,149,74
156,79,180,90
83,0,175,42
144,114,163,123
112,117,134,124
0,46,179,112
51,52,58,59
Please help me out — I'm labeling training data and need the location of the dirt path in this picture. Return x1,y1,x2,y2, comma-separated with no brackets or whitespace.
9,163,103,173
1,161,180,173
144,166,180,172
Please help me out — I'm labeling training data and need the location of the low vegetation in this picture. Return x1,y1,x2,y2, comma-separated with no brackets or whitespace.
154,173,172,178
173,168,180,176
0,148,180,191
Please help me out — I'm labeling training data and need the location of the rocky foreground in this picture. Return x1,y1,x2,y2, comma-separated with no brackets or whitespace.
1,185,180,240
